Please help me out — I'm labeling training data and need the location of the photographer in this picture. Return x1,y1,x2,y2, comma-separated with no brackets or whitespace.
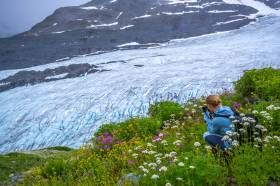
202,95,234,150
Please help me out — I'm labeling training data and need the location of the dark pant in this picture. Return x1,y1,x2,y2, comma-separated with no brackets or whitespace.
204,133,226,150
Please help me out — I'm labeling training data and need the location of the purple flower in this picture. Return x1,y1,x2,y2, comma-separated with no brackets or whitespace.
97,135,103,141
244,97,249,103
104,145,110,149
128,160,135,165
233,102,241,109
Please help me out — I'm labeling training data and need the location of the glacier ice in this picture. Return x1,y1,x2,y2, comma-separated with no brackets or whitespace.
0,16,280,153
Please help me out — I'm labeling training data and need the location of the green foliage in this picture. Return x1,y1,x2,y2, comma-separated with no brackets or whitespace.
40,158,70,178
0,152,43,182
235,68,280,101
116,117,162,141
45,146,73,152
231,144,280,186
148,101,184,121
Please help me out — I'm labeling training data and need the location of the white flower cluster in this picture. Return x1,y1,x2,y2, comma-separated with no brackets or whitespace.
259,111,273,121
266,105,280,111
173,140,182,146
255,124,268,132
194,142,201,147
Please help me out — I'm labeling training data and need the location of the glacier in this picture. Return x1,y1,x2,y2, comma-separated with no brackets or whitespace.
0,16,280,153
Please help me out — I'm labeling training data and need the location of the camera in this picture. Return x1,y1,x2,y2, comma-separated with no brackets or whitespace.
202,106,208,113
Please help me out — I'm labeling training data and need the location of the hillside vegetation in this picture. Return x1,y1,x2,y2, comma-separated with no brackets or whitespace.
1,68,279,186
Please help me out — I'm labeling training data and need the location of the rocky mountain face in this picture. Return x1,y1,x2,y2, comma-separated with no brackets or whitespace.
2,0,278,71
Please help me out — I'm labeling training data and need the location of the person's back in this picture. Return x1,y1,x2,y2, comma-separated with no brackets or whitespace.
202,95,234,150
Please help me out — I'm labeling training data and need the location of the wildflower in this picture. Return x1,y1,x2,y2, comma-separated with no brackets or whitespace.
266,105,275,110
128,149,132,153
128,160,135,165
229,116,235,120
148,150,157,155
185,157,189,160
233,102,241,109
148,163,157,167
189,165,195,169
171,125,178,129
243,122,250,126
239,128,246,133
205,145,212,150
252,110,258,114
151,174,159,179
156,159,162,165
173,140,182,145
165,183,173,186
139,166,144,169
222,135,230,141
178,162,185,167
194,142,201,147
170,151,177,157
240,113,245,117
226,131,233,136
232,140,239,147
155,153,163,157
159,166,167,172
142,150,149,154
147,143,154,147
161,140,168,146
176,177,183,181
142,168,149,173
232,119,239,123
173,158,178,162
132,153,138,158
158,133,164,137
273,136,280,141
274,106,280,110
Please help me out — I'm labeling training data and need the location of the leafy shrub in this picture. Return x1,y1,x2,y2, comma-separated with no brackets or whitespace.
40,158,70,178
116,117,161,141
231,144,280,186
235,68,280,101
45,146,73,151
148,101,184,121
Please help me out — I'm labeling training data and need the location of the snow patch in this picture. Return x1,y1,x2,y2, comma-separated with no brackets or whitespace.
80,6,98,10
161,11,199,15
117,42,140,47
165,0,197,5
52,31,66,34
120,25,134,30
88,22,118,28
223,0,280,17
45,73,68,80
131,14,152,20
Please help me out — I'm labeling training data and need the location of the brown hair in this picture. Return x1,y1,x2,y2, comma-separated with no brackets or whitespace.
206,95,221,107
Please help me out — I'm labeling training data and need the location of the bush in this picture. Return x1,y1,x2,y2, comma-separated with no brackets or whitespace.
116,117,161,141
40,158,70,178
45,146,73,151
148,101,184,121
235,68,280,101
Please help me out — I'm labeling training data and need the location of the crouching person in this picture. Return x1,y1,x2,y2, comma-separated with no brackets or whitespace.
202,95,234,150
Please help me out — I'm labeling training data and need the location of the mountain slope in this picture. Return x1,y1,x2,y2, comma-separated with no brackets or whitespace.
0,0,278,70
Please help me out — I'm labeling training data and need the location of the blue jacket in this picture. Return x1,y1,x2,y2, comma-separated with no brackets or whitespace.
203,106,234,136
